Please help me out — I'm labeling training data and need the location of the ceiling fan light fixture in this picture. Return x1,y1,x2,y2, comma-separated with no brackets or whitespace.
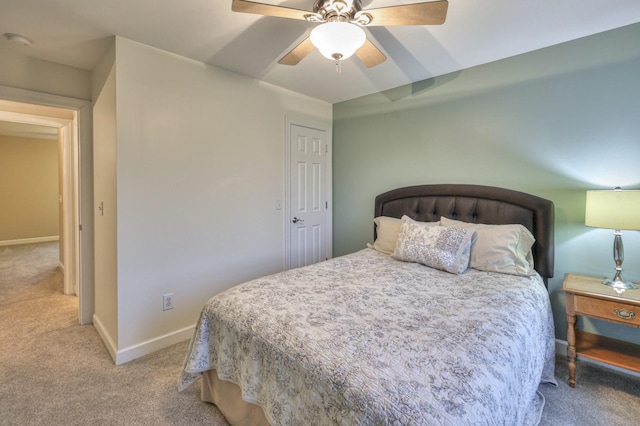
310,22,365,61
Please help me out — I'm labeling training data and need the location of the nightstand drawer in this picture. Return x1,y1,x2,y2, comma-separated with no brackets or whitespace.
574,295,640,327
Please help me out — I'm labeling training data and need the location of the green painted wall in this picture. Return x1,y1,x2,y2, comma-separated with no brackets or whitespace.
333,23,640,346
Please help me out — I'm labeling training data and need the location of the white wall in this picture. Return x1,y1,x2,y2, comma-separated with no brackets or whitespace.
93,37,332,363
92,42,119,354
0,134,60,242
0,47,91,100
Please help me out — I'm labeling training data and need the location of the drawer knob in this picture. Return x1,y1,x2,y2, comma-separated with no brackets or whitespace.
614,308,636,320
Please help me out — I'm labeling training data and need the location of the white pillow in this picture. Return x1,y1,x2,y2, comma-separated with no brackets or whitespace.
440,217,536,276
369,216,439,254
392,217,475,274
369,216,403,254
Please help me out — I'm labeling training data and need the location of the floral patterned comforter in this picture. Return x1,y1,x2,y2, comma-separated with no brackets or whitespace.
179,248,556,425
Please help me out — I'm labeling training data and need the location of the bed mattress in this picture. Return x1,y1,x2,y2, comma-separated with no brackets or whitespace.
179,248,556,425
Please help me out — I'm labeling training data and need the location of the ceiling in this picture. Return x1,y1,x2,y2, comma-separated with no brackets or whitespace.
0,121,58,140
2,0,640,104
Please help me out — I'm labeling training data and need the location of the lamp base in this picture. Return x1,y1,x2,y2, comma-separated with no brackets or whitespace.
602,278,638,290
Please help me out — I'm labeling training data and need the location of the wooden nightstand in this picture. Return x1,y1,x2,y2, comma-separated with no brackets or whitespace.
562,273,640,387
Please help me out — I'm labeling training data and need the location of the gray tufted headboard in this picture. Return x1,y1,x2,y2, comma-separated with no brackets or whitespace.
374,184,555,284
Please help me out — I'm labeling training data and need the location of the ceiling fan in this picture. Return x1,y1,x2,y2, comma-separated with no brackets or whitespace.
231,0,448,69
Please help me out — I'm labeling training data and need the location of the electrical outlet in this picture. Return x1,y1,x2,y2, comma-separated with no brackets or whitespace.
163,293,174,311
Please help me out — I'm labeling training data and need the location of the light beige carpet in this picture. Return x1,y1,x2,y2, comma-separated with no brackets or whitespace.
0,242,227,425
1,242,639,425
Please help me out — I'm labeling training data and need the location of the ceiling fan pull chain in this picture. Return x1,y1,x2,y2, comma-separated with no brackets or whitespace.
335,58,342,74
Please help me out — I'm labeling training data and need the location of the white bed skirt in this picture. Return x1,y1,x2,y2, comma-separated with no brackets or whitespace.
202,369,270,426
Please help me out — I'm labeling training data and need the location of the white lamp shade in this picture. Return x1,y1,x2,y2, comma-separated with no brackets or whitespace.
310,22,366,61
585,189,640,230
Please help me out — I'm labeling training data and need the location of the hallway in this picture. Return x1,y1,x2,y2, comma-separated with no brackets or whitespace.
0,242,68,307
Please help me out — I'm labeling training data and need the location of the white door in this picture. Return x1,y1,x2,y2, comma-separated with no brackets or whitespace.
288,123,329,269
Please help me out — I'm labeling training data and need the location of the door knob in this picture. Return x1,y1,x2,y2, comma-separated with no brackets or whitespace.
292,217,304,224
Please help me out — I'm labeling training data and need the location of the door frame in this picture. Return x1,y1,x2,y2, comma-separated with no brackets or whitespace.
0,85,94,325
284,114,332,270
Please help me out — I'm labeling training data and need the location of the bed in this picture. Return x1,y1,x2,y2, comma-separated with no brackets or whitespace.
179,184,557,425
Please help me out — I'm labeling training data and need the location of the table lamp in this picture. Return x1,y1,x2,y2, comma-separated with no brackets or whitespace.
585,187,640,290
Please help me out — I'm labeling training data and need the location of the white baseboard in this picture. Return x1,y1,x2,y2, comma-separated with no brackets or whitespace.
555,338,640,379
93,314,195,365
93,314,118,363
0,236,60,246
114,324,195,365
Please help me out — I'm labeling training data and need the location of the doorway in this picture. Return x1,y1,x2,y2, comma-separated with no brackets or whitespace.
0,86,93,324
285,115,333,270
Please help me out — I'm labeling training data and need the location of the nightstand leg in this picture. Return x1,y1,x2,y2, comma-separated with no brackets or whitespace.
566,314,577,388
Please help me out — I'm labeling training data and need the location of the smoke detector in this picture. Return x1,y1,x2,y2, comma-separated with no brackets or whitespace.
4,33,33,46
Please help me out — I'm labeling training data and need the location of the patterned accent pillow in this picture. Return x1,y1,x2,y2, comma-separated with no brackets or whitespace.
392,218,476,274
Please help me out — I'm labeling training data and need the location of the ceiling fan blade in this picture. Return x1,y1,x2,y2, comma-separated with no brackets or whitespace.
278,37,316,65
362,0,448,26
232,0,311,20
355,39,387,68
